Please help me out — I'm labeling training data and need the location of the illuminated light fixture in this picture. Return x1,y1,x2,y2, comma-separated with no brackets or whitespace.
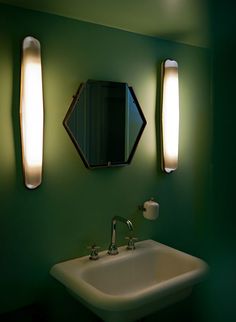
161,59,179,173
20,36,44,189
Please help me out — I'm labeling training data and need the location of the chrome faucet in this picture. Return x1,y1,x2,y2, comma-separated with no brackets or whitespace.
108,215,133,255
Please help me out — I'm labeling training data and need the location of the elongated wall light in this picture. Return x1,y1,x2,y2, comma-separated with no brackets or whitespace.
20,36,44,189
161,59,179,173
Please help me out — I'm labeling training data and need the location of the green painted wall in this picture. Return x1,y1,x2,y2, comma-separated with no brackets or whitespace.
0,4,212,321
205,1,236,322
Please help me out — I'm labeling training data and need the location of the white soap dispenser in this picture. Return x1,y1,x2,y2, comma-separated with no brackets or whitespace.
141,198,159,220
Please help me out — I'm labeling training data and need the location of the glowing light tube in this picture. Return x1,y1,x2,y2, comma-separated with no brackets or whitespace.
20,36,44,189
161,59,179,173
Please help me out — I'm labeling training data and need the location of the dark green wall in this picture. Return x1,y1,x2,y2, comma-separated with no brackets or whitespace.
0,4,212,321
206,1,236,322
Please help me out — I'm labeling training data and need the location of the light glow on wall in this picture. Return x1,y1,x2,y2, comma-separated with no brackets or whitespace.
20,36,44,189
161,59,179,173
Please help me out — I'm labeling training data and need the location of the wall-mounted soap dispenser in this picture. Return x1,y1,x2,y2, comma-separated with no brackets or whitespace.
139,198,159,220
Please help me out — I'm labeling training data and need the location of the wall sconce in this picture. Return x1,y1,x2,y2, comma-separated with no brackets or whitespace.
161,59,179,173
20,36,44,189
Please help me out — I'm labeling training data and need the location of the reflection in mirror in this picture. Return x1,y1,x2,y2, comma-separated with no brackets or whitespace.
64,80,146,168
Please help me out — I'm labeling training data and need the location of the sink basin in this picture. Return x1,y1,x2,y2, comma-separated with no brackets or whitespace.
50,240,208,322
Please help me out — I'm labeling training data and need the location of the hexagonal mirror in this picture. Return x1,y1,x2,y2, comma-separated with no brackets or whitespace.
63,80,146,168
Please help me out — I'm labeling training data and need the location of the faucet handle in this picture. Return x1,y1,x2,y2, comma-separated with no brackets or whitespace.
125,236,138,250
87,244,100,260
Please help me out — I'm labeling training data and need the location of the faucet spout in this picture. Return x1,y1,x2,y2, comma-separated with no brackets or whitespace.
126,219,133,231
108,216,133,255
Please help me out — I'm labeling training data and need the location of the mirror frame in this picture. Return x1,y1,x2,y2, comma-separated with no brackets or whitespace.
63,80,147,169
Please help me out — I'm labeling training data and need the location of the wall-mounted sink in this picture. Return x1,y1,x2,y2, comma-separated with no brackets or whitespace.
50,240,208,322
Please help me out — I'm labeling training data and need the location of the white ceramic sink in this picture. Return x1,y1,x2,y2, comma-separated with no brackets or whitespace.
50,240,208,322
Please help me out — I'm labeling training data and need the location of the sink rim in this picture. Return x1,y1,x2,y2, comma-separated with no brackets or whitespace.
50,239,209,311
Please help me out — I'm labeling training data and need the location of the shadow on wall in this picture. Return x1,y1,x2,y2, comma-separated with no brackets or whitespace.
0,288,205,322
